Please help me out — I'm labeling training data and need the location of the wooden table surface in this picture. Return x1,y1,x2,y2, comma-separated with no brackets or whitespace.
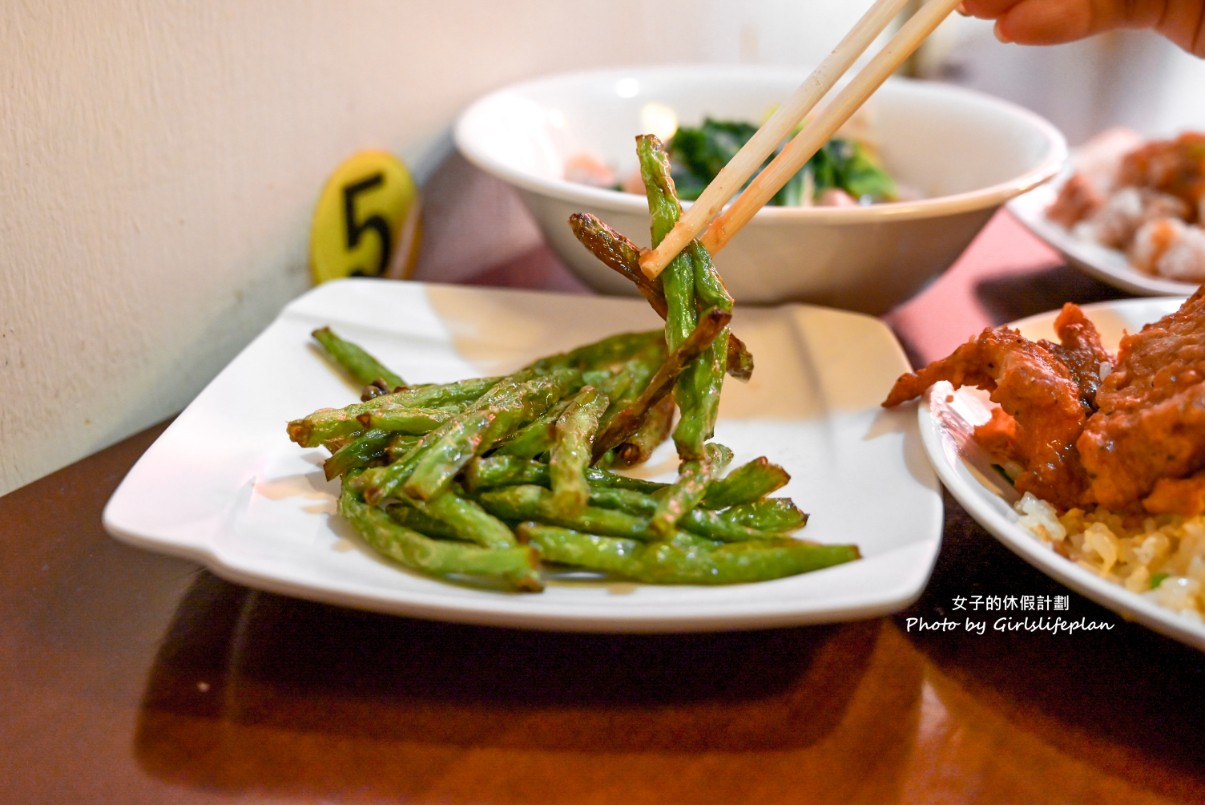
2,212,1202,804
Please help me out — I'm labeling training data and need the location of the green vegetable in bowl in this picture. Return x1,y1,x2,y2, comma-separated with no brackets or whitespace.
666,117,898,207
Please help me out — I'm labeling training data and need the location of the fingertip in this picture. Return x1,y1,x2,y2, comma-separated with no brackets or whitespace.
993,20,1013,44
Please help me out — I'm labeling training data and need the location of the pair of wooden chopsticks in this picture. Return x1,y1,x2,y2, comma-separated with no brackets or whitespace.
639,0,964,280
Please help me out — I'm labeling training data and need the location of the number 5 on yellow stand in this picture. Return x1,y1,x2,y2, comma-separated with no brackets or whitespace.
310,150,422,284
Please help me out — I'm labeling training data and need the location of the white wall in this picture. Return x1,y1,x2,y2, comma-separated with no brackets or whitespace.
924,17,1205,144
0,0,881,495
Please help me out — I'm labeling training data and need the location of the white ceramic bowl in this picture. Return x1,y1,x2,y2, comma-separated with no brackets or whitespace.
454,64,1067,313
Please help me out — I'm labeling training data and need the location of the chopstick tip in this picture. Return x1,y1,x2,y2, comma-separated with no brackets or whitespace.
637,247,664,281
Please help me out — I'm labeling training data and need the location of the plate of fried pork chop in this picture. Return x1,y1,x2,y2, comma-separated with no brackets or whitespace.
896,293,1205,652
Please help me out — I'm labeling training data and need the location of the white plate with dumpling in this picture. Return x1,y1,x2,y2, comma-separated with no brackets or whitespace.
1009,127,1204,297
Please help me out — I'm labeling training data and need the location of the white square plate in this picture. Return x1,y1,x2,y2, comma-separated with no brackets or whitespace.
103,279,942,632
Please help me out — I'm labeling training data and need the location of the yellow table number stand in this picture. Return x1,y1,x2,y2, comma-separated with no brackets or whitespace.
310,150,422,284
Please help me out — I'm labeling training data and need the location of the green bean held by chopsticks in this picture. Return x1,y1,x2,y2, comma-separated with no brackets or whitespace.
568,211,754,382
591,306,731,461
636,134,730,461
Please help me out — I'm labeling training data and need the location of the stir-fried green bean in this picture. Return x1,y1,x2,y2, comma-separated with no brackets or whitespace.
549,386,610,515
607,396,675,467
287,404,452,449
701,456,792,508
585,485,798,544
719,497,810,532
406,486,518,550
520,524,859,586
402,370,573,501
290,321,858,590
285,131,864,593
463,454,667,496
312,326,407,390
339,479,542,592
478,484,661,541
323,428,392,480
649,443,733,537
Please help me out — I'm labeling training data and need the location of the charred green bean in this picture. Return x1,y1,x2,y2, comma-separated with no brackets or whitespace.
521,523,859,585
312,326,406,390
339,481,542,591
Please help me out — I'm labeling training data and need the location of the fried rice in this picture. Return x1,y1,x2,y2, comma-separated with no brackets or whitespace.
1015,492,1205,622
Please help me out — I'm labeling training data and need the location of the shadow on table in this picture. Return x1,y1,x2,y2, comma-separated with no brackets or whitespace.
132,569,920,797
896,489,1205,802
974,262,1128,326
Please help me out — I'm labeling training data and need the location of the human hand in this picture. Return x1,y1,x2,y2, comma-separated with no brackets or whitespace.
958,1,1205,57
